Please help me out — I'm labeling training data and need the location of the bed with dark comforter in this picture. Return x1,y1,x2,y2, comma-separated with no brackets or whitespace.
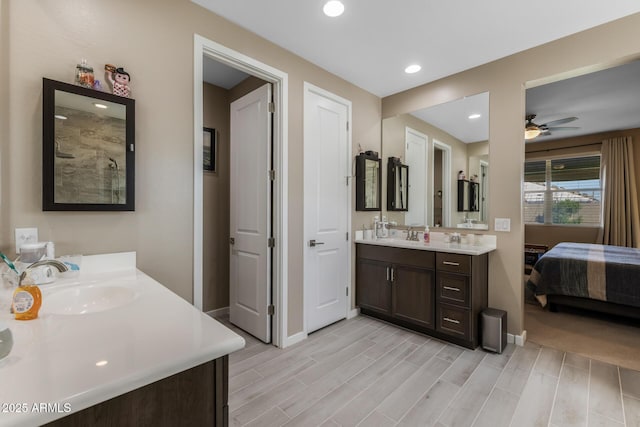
526,242,640,312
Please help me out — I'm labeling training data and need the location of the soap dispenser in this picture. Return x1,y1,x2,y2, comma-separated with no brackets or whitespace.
12,272,42,321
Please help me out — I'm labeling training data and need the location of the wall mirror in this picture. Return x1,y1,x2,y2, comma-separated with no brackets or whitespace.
355,152,381,211
387,157,409,211
42,78,135,211
381,92,489,229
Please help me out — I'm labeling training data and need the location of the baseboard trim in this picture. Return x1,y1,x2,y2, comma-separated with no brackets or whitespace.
282,331,307,348
205,307,229,318
347,307,360,319
507,330,527,347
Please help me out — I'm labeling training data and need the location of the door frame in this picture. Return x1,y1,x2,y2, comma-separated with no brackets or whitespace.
302,82,353,336
432,139,452,227
193,35,289,348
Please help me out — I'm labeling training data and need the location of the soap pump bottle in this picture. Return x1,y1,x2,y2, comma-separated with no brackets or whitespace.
12,272,42,321
423,226,430,243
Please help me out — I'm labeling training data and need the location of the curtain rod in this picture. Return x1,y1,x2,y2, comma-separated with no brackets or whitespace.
526,141,602,154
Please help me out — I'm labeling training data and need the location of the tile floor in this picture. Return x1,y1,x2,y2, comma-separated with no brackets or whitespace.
216,315,640,427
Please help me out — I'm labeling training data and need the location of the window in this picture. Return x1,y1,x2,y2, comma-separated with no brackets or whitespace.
524,155,602,226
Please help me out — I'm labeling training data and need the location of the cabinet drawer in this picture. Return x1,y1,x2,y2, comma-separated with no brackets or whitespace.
436,304,471,340
436,272,470,307
358,244,434,269
436,252,471,274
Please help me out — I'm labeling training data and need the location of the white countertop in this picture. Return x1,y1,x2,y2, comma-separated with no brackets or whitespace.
0,252,245,427
355,232,496,256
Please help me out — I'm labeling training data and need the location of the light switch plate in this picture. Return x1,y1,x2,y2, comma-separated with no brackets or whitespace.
494,218,511,232
15,227,38,254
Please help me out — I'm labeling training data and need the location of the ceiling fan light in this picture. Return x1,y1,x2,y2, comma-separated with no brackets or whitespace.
524,126,541,140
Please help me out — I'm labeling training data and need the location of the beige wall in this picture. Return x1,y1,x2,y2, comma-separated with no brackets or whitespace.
383,13,640,335
524,127,640,249
202,82,230,312
1,0,381,338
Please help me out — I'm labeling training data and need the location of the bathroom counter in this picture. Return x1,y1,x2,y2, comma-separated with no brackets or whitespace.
354,233,496,256
0,252,245,427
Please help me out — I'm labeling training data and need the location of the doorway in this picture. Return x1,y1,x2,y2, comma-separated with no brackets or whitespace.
193,35,289,348
432,140,451,227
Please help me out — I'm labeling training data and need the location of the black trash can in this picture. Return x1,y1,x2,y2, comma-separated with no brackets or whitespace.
481,308,507,354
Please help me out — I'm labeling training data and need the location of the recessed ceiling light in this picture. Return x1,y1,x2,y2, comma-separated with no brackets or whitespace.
54,115,67,120
404,64,421,74
95,360,108,367
468,113,481,119
93,103,108,109
323,1,344,17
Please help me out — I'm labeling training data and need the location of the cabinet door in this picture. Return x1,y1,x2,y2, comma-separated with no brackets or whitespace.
392,265,435,329
356,259,392,315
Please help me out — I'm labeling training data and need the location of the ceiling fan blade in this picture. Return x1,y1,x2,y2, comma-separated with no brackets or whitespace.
546,126,580,131
541,117,578,127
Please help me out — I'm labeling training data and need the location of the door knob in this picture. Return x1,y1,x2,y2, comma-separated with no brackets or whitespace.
309,239,325,247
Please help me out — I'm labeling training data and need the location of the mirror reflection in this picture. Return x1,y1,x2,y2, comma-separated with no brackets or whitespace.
43,78,135,211
381,92,489,229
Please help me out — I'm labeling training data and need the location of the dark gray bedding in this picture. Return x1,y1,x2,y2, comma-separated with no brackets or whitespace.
526,242,640,308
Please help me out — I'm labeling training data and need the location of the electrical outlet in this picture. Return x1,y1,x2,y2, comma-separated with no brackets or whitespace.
15,227,38,254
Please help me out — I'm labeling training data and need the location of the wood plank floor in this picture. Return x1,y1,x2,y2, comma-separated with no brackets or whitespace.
214,314,640,427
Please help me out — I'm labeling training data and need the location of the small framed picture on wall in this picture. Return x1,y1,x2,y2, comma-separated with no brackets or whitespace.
203,127,217,172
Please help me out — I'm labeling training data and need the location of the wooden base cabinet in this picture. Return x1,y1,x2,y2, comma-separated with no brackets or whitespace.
356,243,488,349
45,356,229,427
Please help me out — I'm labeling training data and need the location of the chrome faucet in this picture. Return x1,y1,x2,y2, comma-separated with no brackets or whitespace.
406,227,420,241
19,260,69,286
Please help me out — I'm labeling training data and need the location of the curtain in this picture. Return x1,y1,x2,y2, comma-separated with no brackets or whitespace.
598,136,640,247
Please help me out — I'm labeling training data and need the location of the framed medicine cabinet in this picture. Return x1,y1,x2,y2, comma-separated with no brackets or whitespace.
42,78,135,211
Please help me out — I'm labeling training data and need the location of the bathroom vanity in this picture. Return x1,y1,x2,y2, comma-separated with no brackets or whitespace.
355,236,495,349
0,252,244,427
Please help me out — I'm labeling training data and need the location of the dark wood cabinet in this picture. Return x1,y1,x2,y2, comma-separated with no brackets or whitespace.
356,258,392,315
392,265,435,329
45,356,229,427
356,243,488,349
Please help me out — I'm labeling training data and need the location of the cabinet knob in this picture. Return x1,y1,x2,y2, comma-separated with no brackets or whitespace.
442,261,460,266
443,286,460,292
443,317,460,325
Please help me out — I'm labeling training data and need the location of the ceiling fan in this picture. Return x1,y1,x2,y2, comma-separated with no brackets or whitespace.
524,114,579,140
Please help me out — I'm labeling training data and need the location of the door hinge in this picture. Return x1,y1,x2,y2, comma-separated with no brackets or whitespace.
229,237,235,245
346,121,349,131
268,304,275,316
130,144,135,152
268,237,275,248
346,287,349,296
346,232,349,241
268,102,275,113
269,170,275,181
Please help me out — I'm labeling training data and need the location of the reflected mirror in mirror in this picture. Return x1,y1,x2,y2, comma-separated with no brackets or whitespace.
381,92,489,230
356,152,381,211
43,78,135,211
387,157,409,211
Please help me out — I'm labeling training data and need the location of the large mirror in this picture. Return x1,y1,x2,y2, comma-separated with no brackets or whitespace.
42,78,135,211
382,92,489,229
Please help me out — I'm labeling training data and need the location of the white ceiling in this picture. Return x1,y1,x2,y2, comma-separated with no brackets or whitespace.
525,60,640,142
411,92,489,144
192,0,640,97
203,56,249,89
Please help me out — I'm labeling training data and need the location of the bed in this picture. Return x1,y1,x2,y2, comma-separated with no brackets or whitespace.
526,242,640,319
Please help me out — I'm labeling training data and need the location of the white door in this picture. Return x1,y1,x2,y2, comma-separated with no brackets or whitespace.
230,83,272,343
304,83,350,333
405,127,428,226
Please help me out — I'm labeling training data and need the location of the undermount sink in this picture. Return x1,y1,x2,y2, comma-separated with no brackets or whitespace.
44,285,135,315
456,223,489,230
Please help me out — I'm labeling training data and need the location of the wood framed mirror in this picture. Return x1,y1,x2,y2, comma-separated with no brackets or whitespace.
355,152,381,211
42,78,135,211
